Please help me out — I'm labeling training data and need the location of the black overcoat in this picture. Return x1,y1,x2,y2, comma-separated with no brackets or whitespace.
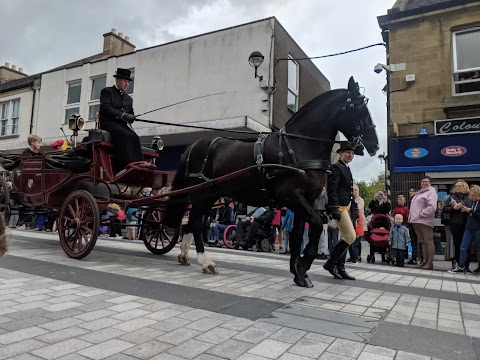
99,86,143,168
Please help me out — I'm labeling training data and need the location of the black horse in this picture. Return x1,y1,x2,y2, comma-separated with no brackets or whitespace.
164,77,379,287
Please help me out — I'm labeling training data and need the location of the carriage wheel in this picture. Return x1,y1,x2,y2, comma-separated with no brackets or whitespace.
142,207,180,255
223,225,237,249
58,190,99,260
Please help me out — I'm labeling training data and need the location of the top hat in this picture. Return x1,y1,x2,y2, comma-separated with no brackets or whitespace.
113,68,133,81
336,141,356,153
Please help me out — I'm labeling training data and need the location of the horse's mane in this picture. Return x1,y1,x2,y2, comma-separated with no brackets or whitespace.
284,88,346,127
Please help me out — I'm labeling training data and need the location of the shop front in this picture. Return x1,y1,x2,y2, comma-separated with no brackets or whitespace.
391,119,480,230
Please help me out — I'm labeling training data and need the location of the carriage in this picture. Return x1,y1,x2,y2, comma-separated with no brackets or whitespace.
0,76,380,288
0,127,183,260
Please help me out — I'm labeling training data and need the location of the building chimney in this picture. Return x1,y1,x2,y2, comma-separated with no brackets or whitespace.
125,35,129,42
103,29,135,56
0,62,27,84
11,65,16,71
4,62,10,68
19,67,24,73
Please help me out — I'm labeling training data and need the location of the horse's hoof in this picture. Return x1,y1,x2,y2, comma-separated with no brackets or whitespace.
202,264,218,274
294,258,308,279
304,275,314,288
294,276,306,287
177,254,190,266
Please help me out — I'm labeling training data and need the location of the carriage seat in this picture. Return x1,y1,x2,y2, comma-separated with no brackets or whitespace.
86,129,156,154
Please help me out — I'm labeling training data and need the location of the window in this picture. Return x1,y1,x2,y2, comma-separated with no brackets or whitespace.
88,75,106,121
127,68,135,96
65,80,82,123
0,99,20,136
287,55,299,111
452,28,480,95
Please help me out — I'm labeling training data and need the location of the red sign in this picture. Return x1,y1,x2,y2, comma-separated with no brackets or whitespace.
441,146,467,157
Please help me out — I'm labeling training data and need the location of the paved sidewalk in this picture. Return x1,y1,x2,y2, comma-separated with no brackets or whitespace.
0,230,478,359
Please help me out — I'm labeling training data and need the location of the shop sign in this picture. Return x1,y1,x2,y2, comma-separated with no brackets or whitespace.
441,146,467,157
435,117,480,135
404,148,428,159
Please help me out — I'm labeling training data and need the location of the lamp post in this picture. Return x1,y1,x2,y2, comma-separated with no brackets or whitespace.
378,152,388,195
248,51,265,82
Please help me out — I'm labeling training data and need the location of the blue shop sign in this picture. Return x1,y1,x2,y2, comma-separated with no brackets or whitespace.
392,133,480,172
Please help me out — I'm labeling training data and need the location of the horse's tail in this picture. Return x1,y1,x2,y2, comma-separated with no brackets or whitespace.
0,215,7,257
164,149,190,230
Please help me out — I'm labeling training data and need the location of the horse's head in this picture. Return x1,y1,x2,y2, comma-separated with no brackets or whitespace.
336,77,379,156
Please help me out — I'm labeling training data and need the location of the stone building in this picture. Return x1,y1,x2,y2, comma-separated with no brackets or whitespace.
378,0,480,225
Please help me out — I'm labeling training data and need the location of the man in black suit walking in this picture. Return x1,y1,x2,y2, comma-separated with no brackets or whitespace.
100,68,152,169
323,141,358,280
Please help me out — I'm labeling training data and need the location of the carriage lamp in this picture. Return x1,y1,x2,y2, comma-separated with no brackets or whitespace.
153,136,165,151
248,51,264,81
68,114,85,132
68,114,85,147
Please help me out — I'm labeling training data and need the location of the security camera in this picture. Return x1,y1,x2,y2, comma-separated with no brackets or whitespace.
374,63,386,74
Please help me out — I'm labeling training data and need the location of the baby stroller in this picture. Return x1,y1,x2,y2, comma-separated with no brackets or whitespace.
365,214,392,263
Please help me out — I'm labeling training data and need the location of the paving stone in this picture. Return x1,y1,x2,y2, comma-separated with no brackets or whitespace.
395,351,431,360
0,326,49,345
159,327,203,345
150,354,185,360
5,353,45,360
39,317,84,331
237,354,271,360
278,354,312,360
327,339,365,358
194,354,227,360
145,308,183,321
0,338,47,359
269,327,306,344
104,355,138,360
56,354,93,360
177,309,213,321
42,309,84,320
139,300,173,312
78,327,126,344
186,317,225,332
207,339,255,359
105,295,140,304
106,302,144,312
358,352,394,360
196,327,239,345
0,316,51,331
363,345,396,357
288,338,329,358
317,352,352,360
78,339,135,359
167,339,214,359
233,326,277,344
78,317,122,331
248,339,292,359
112,317,157,332
36,326,90,344
118,326,165,344
73,309,117,322
304,333,335,345
123,339,173,358
150,317,192,332
31,339,93,360
110,309,151,321
220,318,256,331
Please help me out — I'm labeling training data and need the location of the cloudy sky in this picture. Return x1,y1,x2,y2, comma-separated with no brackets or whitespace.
1,0,397,181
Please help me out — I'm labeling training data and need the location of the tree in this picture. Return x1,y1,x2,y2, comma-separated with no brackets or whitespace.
356,179,384,210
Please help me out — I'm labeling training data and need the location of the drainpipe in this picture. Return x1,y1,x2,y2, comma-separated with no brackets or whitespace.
29,85,36,134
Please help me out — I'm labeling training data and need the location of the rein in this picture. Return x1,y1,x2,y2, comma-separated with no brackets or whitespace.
134,117,338,145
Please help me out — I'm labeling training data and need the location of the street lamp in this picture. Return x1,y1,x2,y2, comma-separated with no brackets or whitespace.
248,51,264,82
378,152,388,194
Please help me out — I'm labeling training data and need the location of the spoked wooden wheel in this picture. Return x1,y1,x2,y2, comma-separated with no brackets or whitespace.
59,190,99,259
0,177,10,223
142,207,180,255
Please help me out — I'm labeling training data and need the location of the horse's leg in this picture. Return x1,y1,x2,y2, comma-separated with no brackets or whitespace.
189,200,219,274
289,194,324,287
